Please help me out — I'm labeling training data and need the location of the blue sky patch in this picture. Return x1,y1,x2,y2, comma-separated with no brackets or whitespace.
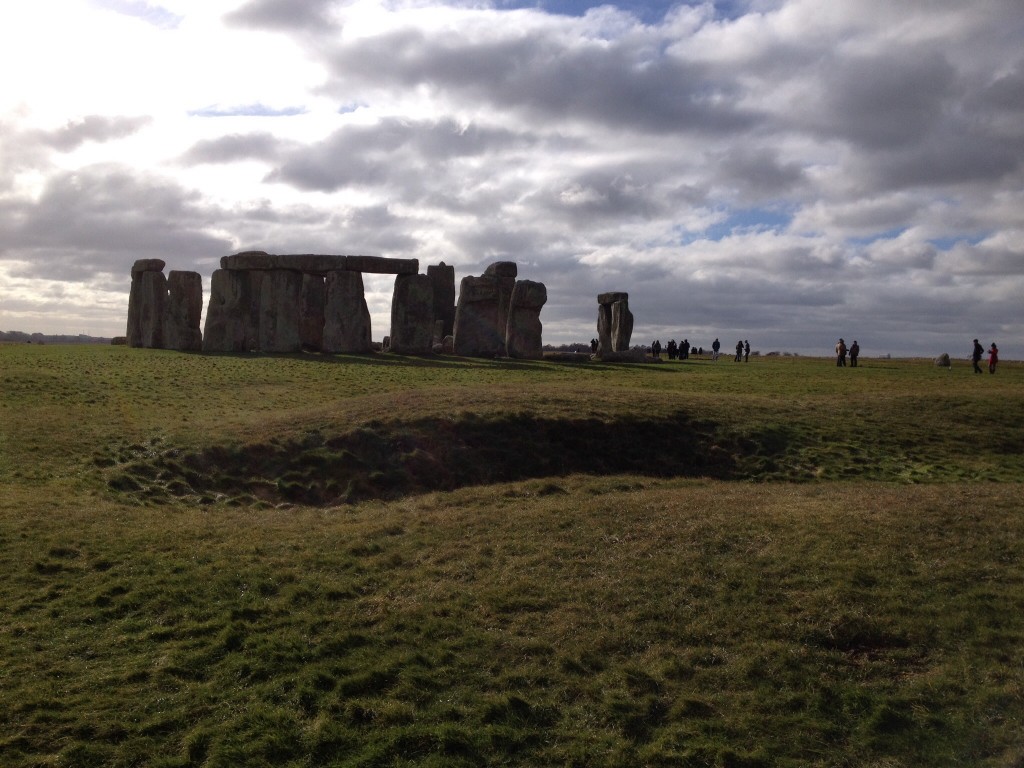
189,105,308,118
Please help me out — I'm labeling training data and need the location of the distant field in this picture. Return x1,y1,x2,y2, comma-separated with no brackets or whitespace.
1,344,1022,766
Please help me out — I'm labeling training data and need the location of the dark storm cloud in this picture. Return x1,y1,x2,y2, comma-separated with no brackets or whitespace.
0,166,232,277
322,28,760,135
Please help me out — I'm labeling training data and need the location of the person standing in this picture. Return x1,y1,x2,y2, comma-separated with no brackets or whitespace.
849,340,859,367
712,338,721,361
743,340,750,362
989,342,999,374
972,339,984,374
735,340,743,362
836,338,847,367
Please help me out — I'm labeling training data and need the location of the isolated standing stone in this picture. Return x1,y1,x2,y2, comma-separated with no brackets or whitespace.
454,275,503,357
390,273,434,354
505,280,547,359
322,271,372,353
596,292,632,355
163,271,203,351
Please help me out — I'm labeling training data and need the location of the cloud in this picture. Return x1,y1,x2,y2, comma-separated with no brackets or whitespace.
38,115,153,152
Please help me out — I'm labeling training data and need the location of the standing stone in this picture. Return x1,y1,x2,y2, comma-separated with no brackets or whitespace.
204,269,257,352
163,271,203,351
390,273,434,354
127,263,168,348
323,271,372,353
256,270,303,353
485,262,517,352
597,292,632,355
427,262,456,338
300,274,326,351
505,280,547,359
454,275,503,357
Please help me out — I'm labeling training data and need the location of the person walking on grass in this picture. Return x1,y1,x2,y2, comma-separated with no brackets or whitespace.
735,340,743,362
849,340,859,367
972,339,984,374
836,338,847,367
744,340,750,362
712,338,720,361
989,342,999,374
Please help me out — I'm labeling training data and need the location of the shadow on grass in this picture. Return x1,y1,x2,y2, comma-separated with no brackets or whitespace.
101,411,785,506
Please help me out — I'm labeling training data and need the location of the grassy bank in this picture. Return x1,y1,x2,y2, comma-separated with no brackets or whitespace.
1,344,1022,766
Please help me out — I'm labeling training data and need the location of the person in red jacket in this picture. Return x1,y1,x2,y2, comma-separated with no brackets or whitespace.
989,342,999,374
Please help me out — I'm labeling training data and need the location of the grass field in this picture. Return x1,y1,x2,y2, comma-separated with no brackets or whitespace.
1,343,1022,767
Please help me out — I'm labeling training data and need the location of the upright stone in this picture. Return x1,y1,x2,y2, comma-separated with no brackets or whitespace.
300,274,326,350
485,262,517,352
322,271,372,353
163,271,203,351
427,262,456,338
257,269,303,353
203,269,254,352
127,259,168,348
596,292,632,355
390,273,434,354
611,299,633,352
453,275,503,357
505,280,547,359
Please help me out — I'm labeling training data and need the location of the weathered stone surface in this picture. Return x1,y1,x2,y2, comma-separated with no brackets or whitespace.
300,274,326,350
505,279,547,359
610,299,633,352
131,258,166,277
203,269,257,352
484,261,518,279
596,292,632,355
222,252,346,273
163,271,203,351
454,275,503,357
597,291,628,305
322,271,372,353
390,273,434,354
127,269,167,348
345,255,419,275
256,270,303,353
220,251,419,275
427,262,456,338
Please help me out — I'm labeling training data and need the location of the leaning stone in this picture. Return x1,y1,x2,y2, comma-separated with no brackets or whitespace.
390,273,434,354
322,271,372,353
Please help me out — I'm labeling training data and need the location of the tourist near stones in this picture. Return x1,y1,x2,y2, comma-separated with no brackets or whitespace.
126,252,550,359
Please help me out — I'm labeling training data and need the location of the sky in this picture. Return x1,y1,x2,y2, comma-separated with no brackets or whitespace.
1,0,1022,358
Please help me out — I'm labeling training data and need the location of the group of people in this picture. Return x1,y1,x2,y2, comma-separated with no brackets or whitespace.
835,338,860,367
972,339,999,374
649,339,702,359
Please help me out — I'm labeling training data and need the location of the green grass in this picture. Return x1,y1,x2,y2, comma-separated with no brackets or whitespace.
1,344,1023,766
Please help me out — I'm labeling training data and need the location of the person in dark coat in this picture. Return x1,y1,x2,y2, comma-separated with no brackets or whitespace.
972,339,984,374
849,340,859,367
